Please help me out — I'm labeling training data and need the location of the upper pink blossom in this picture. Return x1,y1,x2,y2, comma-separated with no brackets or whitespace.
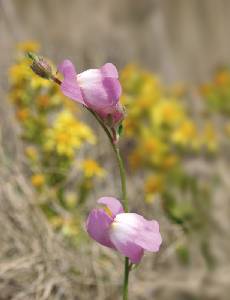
57,60,123,125
86,197,162,263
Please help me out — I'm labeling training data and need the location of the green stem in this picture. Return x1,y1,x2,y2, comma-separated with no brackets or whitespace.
88,108,130,299
123,257,130,300
113,144,128,212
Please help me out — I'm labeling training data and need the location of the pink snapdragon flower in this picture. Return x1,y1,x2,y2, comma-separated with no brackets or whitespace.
57,60,124,125
86,197,162,263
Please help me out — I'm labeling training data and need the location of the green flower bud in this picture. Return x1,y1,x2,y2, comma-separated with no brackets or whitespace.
27,52,52,79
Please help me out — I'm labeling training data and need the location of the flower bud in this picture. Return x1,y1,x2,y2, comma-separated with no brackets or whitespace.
103,104,125,128
28,52,52,79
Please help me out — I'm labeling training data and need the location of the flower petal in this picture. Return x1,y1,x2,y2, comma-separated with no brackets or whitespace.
77,68,121,114
102,77,122,108
97,197,124,217
135,219,162,252
58,60,84,105
101,63,119,78
109,219,144,263
116,213,162,252
109,213,162,262
86,208,114,248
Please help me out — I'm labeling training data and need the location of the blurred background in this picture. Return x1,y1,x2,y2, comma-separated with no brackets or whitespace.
1,1,230,299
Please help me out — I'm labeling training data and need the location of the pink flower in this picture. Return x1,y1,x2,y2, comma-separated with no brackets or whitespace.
57,60,124,125
86,197,162,263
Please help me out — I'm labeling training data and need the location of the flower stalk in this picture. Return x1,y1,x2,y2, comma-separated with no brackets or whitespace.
88,109,130,300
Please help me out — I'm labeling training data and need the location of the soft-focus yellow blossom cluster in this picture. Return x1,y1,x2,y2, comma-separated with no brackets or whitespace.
9,41,104,240
121,65,218,202
45,110,96,157
80,159,106,178
17,41,40,53
31,173,45,188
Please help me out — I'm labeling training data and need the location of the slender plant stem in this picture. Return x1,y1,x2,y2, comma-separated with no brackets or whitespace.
87,108,128,210
123,257,130,300
51,79,131,298
88,108,130,299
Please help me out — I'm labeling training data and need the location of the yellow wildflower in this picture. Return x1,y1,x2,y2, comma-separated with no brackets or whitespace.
199,84,212,96
172,120,199,148
44,110,96,157
214,69,230,86
141,136,168,166
139,75,162,104
9,63,31,84
9,89,24,104
16,108,29,122
17,41,40,53
144,175,163,194
31,174,45,187
151,99,184,127
80,159,105,178
162,155,178,170
144,175,164,203
123,118,138,137
30,75,52,89
36,95,51,109
65,192,78,208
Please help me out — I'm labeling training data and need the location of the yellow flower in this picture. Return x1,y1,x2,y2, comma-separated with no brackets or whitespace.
142,135,167,153
199,83,212,96
172,120,199,148
162,155,178,170
30,75,52,89
144,175,163,194
17,41,40,53
65,192,78,208
9,62,31,83
16,108,30,122
139,75,162,104
214,69,230,86
123,118,138,137
140,135,168,167
31,174,45,187
44,110,96,157
80,159,105,178
9,89,24,104
144,175,164,203
151,99,184,127
36,95,51,109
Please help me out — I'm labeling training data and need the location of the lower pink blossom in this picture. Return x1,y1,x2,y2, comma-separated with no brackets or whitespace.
86,197,162,263
57,60,124,125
